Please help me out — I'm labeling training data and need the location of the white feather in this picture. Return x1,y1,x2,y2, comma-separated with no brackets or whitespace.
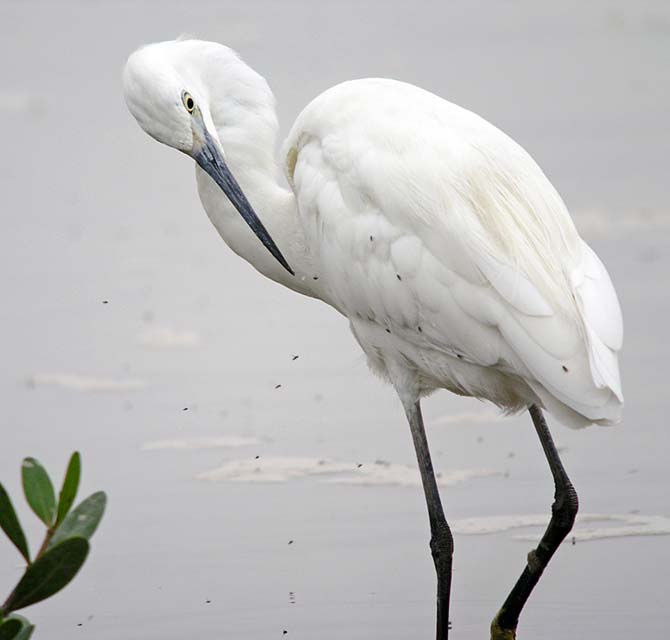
124,41,624,429
284,78,623,427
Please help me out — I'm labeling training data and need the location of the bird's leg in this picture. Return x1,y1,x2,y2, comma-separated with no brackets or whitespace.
490,404,579,640
405,401,453,640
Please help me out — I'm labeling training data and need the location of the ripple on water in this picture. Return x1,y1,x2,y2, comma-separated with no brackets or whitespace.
195,455,500,487
452,513,670,542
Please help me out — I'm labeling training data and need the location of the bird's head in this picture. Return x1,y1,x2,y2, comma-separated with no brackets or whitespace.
122,39,293,275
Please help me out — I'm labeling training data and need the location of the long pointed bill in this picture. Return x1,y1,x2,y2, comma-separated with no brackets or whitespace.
194,129,294,276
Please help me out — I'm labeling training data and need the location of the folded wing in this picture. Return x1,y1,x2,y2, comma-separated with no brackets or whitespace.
284,78,624,427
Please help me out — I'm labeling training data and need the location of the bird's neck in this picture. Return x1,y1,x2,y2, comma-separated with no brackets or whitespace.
195,95,317,298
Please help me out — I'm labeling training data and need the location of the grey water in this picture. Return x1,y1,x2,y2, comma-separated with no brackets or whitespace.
0,1,668,638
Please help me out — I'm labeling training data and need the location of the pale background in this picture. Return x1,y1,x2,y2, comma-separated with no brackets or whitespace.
0,1,668,638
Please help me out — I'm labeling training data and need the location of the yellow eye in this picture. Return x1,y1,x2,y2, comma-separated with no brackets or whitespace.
182,92,195,113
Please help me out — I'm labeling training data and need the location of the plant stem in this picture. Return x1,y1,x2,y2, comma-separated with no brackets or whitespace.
34,527,55,561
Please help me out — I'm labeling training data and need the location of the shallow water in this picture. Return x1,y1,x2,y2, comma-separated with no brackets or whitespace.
1,1,668,638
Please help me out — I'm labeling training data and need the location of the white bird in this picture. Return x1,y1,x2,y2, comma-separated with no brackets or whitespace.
123,39,623,640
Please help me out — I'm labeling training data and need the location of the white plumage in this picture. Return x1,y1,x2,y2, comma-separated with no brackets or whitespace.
283,79,622,428
123,38,624,638
123,39,623,430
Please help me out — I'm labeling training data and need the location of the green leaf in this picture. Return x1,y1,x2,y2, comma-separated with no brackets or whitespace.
49,492,106,549
0,616,33,640
56,452,81,525
0,484,30,563
3,538,89,612
13,625,33,640
6,616,33,640
2,617,27,628
0,619,21,640
21,459,56,527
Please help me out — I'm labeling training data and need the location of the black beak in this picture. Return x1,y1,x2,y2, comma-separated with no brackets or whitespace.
194,129,294,276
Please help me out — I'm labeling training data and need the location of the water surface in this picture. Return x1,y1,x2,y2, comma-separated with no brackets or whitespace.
0,2,668,638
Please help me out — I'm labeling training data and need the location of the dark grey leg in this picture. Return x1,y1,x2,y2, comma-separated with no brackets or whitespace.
491,405,579,639
405,401,453,640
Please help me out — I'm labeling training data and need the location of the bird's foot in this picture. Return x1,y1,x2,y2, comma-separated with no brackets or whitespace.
490,611,516,640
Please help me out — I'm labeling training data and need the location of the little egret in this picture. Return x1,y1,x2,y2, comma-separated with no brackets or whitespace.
123,39,623,639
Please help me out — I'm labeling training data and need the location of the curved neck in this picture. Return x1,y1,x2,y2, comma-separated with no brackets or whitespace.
196,165,316,297
194,83,318,299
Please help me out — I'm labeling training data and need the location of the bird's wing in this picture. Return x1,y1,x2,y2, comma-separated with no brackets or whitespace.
283,79,623,426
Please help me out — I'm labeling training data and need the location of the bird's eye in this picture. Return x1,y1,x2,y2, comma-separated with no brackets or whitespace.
182,92,195,113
